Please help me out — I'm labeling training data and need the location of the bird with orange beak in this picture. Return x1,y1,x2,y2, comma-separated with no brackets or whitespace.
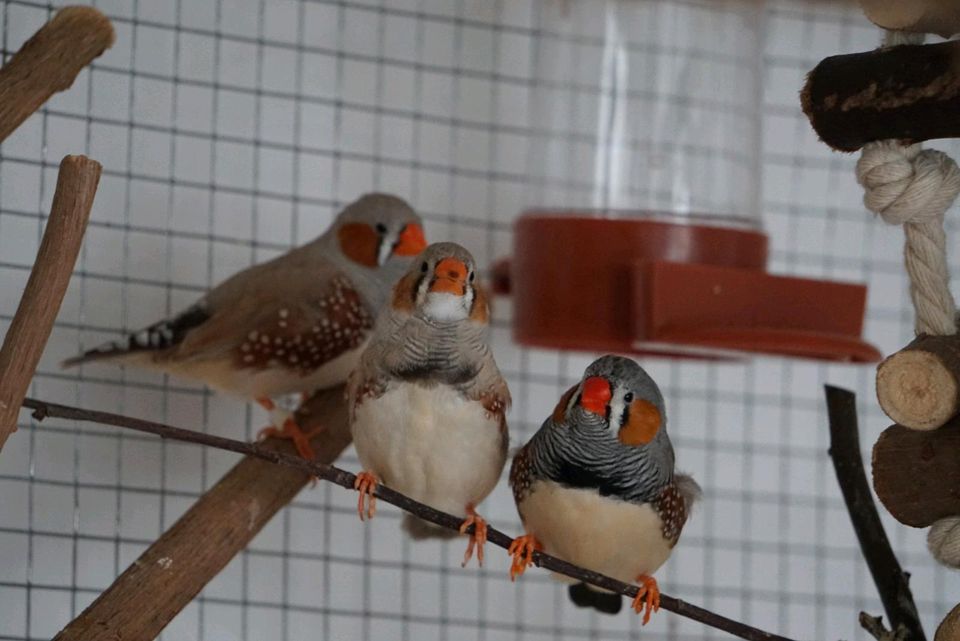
348,242,510,567
508,355,699,621
63,193,427,459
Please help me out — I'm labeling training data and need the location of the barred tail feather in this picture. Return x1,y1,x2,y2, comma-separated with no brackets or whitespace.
61,303,209,368
401,514,460,540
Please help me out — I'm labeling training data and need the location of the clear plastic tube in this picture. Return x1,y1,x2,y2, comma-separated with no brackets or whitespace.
528,0,764,227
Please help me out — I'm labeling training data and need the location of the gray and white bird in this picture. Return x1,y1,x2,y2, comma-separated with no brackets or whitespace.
348,242,510,567
63,193,427,459
508,355,699,621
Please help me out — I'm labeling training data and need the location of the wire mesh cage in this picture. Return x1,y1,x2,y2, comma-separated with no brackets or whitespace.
1,1,959,640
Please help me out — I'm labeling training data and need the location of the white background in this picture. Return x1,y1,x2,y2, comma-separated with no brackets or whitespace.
0,1,958,640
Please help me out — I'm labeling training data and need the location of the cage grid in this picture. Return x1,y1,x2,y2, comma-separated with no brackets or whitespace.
0,0,958,640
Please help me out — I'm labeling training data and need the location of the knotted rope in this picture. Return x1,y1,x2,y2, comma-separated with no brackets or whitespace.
855,30,960,568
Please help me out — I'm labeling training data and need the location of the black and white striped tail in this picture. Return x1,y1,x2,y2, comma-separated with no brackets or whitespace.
61,303,209,368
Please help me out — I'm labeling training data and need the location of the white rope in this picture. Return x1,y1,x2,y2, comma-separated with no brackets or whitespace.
857,141,960,334
856,29,960,568
929,517,960,569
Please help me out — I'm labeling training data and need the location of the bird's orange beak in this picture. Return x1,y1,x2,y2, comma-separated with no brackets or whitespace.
394,223,427,256
429,257,468,296
580,377,611,416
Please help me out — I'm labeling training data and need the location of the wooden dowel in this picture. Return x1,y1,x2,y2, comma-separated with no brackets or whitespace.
872,418,960,528
0,155,101,451
859,0,960,38
936,603,960,641
801,41,960,152
876,333,960,431
50,387,351,641
0,6,114,144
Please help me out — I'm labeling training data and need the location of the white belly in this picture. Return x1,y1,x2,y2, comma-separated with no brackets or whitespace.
351,382,505,516
519,480,673,585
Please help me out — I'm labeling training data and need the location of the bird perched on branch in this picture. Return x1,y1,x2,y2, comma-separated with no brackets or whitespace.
63,193,427,459
348,242,510,567
508,355,699,621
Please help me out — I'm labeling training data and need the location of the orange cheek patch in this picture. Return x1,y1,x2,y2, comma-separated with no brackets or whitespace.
469,282,489,323
551,384,579,423
338,223,379,268
391,272,419,311
619,399,661,446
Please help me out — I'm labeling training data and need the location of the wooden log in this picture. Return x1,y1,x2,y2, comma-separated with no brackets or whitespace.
0,6,114,144
860,0,960,38
51,387,351,641
0,155,101,451
876,333,960,431
936,603,960,641
801,41,960,152
872,418,960,527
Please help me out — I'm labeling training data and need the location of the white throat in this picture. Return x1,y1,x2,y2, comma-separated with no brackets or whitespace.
423,292,469,322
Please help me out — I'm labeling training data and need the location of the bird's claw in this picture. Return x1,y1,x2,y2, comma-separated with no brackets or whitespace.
631,575,661,625
507,534,541,581
354,471,379,521
256,418,323,461
459,507,488,568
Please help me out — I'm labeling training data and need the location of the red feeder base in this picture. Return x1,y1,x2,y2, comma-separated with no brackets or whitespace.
496,212,880,363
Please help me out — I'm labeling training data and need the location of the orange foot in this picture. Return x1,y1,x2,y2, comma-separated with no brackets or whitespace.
507,534,541,581
256,397,323,460
630,574,661,625
353,471,379,521
459,505,488,568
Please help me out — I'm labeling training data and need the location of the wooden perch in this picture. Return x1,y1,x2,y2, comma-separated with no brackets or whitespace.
24,395,797,641
44,387,350,641
860,0,960,38
937,604,960,641
873,417,960,527
876,333,960,432
0,6,114,144
826,386,926,641
0,155,101,452
802,40,960,152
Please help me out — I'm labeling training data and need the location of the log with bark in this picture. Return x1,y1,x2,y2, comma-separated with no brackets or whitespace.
802,40,960,152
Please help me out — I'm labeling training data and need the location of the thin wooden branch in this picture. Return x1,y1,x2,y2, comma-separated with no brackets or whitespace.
23,395,796,641
876,333,960,432
801,41,960,152
44,387,351,641
860,612,910,641
0,6,114,143
859,0,960,38
0,156,101,451
825,386,926,641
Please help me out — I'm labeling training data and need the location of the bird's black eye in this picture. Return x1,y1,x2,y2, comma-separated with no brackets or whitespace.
375,223,387,234
624,392,634,403
469,272,475,282
420,261,428,273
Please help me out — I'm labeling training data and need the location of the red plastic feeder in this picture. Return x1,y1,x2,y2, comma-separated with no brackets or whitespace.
495,211,880,363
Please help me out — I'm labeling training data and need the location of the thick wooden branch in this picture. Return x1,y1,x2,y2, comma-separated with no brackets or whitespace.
0,6,114,143
42,388,350,641
876,333,960,432
825,386,926,641
936,604,960,641
872,418,960,527
802,41,960,152
24,395,796,641
860,0,960,38
0,155,101,451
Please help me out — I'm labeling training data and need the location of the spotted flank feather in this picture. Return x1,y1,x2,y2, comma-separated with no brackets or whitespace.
61,303,210,367
234,276,373,374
